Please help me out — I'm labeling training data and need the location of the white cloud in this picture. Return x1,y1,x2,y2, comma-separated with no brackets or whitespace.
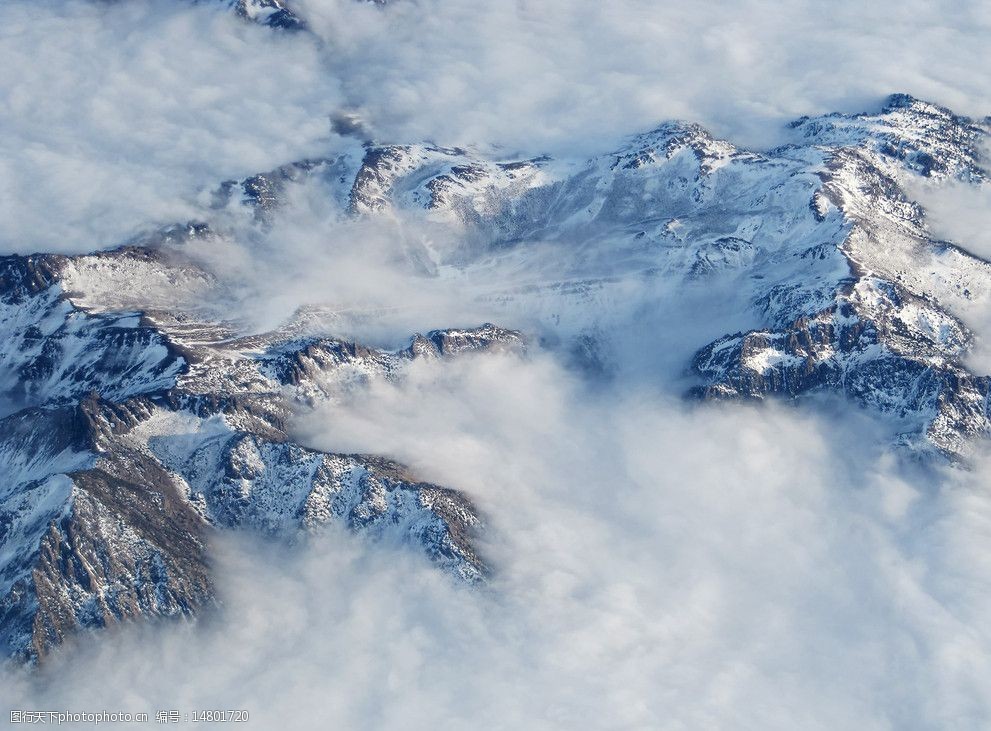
187,185,501,342
0,0,339,253
297,0,991,154
912,182,991,262
5,352,991,729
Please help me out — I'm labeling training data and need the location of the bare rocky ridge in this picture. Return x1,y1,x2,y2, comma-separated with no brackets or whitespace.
689,97,991,458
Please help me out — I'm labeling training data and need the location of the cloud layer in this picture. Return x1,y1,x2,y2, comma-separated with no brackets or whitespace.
5,352,991,729
0,0,338,253
300,0,991,153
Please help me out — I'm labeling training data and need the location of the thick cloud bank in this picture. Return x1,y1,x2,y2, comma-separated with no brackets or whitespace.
0,0,337,252
4,353,991,729
300,0,991,153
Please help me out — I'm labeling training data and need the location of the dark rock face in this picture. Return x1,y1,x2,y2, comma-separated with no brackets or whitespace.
31,459,212,661
0,397,211,662
690,280,991,457
787,93,987,182
0,254,186,413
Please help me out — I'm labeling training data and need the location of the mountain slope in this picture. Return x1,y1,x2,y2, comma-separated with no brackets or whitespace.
215,94,991,459
0,247,519,661
1,94,989,662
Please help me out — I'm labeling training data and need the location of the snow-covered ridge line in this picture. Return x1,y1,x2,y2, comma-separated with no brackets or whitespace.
2,92,990,662
215,93,991,458
0,244,521,662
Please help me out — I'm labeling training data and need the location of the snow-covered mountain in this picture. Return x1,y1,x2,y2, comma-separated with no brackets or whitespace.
218,93,991,459
206,0,306,29
1,93,989,662
0,244,517,659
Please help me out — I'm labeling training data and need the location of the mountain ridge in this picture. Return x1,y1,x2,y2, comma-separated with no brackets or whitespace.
2,93,990,663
